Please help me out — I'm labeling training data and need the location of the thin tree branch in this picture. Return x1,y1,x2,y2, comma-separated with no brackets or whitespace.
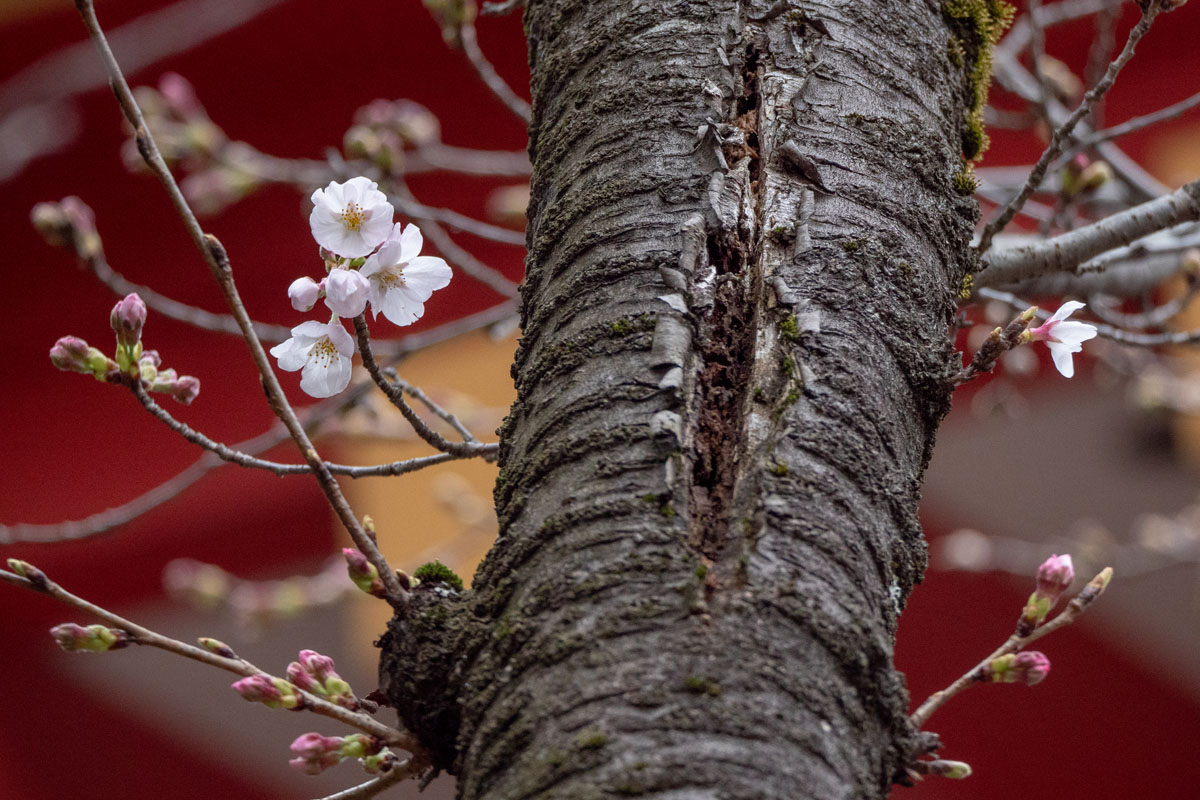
1074,89,1200,150
459,19,532,122
977,179,1200,288
314,764,420,800
131,382,491,474
0,562,422,751
977,3,1164,254
910,567,1113,729
381,367,479,442
353,316,496,457
74,0,405,606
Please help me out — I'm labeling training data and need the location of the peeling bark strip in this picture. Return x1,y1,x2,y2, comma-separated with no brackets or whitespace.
379,2,979,798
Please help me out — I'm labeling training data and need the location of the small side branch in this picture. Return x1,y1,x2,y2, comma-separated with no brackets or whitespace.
353,316,496,457
459,19,532,122
0,562,420,751
977,3,1163,253
976,179,1200,288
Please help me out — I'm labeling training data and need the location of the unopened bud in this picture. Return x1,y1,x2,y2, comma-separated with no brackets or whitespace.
231,674,303,710
923,760,972,779
1019,554,1075,634
49,337,111,380
50,623,130,652
198,637,238,659
361,749,398,774
288,732,347,775
288,277,322,312
6,558,48,587
158,73,205,121
981,651,1051,686
343,548,386,598
110,293,147,350
31,196,101,260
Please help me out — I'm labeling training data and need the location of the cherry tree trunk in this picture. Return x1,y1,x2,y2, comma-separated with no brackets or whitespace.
380,1,978,797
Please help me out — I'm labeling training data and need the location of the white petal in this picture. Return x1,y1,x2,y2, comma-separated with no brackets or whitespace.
270,337,310,372
300,354,352,397
1051,320,1098,346
403,257,452,297
398,224,424,264
379,287,424,327
291,320,333,341
1047,341,1078,378
1047,300,1085,324
326,321,356,356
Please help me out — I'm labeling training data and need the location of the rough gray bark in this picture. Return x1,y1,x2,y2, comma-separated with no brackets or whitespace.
379,1,978,797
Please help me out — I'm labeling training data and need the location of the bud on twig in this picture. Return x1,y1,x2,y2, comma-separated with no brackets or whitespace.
50,337,115,381
198,637,238,659
1018,554,1075,636
979,651,1051,686
50,623,131,652
231,674,304,709
343,548,386,598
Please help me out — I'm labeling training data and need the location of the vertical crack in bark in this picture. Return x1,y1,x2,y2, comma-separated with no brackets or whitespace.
688,41,765,571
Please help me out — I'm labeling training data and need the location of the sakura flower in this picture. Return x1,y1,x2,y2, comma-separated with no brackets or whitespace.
309,177,394,258
323,267,371,317
1026,301,1097,378
269,320,355,398
288,277,321,312
360,223,452,327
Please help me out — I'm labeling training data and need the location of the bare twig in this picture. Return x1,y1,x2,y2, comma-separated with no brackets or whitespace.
1087,287,1197,330
74,0,405,605
459,19,532,122
388,180,521,297
977,3,1163,254
0,562,422,752
1074,90,1200,150
910,567,1113,729
314,763,421,800
353,316,496,457
381,367,480,442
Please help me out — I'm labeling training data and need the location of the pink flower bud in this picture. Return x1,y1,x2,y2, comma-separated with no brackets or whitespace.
50,623,129,652
343,548,386,597
297,650,338,682
982,651,1051,686
157,73,205,121
288,277,322,312
231,675,303,709
323,268,370,317
1036,554,1074,600
288,732,346,775
7,558,48,586
31,196,101,259
166,375,201,405
285,661,325,696
110,293,147,348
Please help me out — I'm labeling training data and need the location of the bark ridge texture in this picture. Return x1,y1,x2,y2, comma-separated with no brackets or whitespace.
380,1,978,798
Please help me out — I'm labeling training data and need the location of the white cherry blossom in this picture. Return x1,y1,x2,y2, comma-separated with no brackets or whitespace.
269,320,355,398
1028,301,1098,379
308,177,394,258
360,223,452,327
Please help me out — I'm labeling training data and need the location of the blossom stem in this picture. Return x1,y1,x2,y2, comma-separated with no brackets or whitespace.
73,0,406,606
0,562,422,751
979,287,1200,347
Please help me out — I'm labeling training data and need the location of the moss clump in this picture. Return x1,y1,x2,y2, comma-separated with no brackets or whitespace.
413,560,464,592
782,356,795,378
779,315,801,343
943,0,1015,161
575,730,609,749
695,564,708,580
611,318,633,335
840,238,866,253
684,676,722,697
952,162,981,195
769,462,789,477
958,273,975,300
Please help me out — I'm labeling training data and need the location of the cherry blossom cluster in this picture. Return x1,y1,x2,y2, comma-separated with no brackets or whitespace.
289,732,397,776
270,177,452,398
